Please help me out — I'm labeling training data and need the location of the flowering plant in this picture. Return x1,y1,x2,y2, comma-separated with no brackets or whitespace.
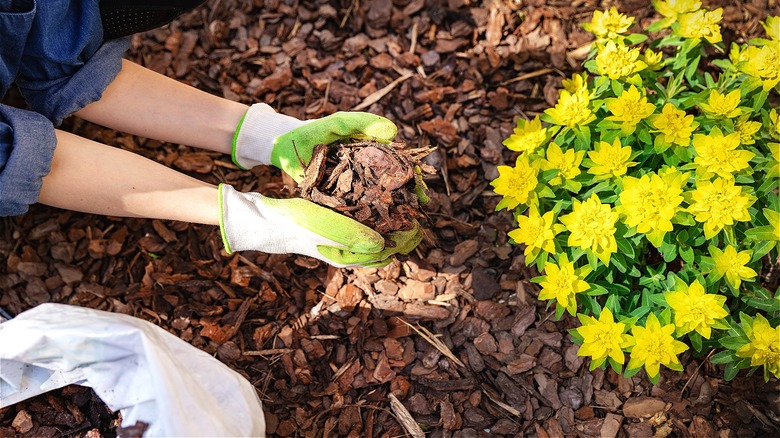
493,2,780,383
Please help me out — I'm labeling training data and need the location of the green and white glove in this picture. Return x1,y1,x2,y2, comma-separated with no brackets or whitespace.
231,103,397,181
218,184,422,268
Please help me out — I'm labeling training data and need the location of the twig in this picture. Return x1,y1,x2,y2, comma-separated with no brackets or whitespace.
680,350,715,399
499,68,560,86
398,318,465,368
242,348,293,356
352,72,413,111
388,393,425,438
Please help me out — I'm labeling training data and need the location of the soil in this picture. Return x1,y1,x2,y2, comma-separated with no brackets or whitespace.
2,0,780,437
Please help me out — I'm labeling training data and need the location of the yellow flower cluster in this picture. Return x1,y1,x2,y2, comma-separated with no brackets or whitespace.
577,309,688,380
596,41,647,80
494,4,779,381
736,314,780,379
583,7,635,40
677,8,723,43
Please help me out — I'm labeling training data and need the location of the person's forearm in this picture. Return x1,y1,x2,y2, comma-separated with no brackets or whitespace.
39,130,220,225
75,59,248,154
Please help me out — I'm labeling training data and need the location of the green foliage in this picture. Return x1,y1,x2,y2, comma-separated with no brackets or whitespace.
493,4,780,382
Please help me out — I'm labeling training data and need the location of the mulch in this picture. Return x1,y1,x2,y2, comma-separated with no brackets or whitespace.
2,0,780,437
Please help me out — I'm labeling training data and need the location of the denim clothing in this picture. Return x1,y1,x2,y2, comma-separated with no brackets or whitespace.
0,0,129,216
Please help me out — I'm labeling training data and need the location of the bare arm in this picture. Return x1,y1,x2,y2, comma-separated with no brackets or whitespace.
39,130,220,225
75,59,248,154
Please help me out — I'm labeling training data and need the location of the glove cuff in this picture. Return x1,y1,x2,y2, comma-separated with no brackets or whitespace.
219,184,277,254
232,103,308,170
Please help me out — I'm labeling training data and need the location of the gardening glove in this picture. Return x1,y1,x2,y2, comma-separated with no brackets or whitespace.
219,184,420,268
231,103,397,181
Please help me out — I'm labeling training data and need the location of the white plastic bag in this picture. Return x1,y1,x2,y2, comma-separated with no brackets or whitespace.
0,303,266,437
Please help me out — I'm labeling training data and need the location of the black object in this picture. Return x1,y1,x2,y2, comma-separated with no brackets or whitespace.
100,0,207,39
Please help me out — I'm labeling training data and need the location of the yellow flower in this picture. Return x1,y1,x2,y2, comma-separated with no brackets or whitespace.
699,89,743,118
562,73,588,94
587,138,637,179
741,41,780,91
541,142,585,185
769,143,780,178
730,42,750,67
508,207,560,258
576,308,632,367
538,254,590,315
736,314,780,380
709,245,757,289
644,49,664,70
771,109,780,140
618,169,687,247
677,8,723,44
649,103,697,148
583,7,635,40
765,209,780,240
734,115,763,145
491,156,539,211
687,177,755,239
605,85,656,135
627,313,688,379
545,88,596,128
692,127,754,178
762,15,780,41
664,279,728,339
559,194,619,264
654,0,702,20
595,41,647,80
503,116,548,154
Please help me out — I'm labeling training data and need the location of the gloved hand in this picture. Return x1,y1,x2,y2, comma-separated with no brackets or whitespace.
218,184,422,268
231,104,397,181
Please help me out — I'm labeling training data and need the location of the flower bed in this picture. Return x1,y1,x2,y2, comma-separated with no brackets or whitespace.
492,2,779,383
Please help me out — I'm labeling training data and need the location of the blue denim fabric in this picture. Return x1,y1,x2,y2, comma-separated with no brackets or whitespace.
0,0,129,216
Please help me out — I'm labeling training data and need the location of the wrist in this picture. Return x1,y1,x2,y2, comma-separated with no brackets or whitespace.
232,103,308,170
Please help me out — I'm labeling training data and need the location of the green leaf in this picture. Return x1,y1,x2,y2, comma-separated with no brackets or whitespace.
608,357,623,374
555,303,566,320
584,59,599,74
749,240,776,262
719,336,747,350
586,284,610,296
650,294,668,306
628,265,642,278
745,225,779,242
690,331,703,353
575,126,592,149
660,239,678,262
710,350,736,364
680,244,695,264
611,79,624,97
751,90,769,112
646,17,675,33
637,128,652,146
624,33,649,45
537,184,557,199
623,365,642,379
615,237,635,259
741,293,780,312
628,305,650,319
604,295,621,315
648,372,660,385
757,176,780,196
740,76,763,95
724,363,740,381
587,250,599,271
611,253,628,273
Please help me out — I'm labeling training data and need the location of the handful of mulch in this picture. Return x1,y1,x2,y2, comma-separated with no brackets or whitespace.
298,140,435,240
